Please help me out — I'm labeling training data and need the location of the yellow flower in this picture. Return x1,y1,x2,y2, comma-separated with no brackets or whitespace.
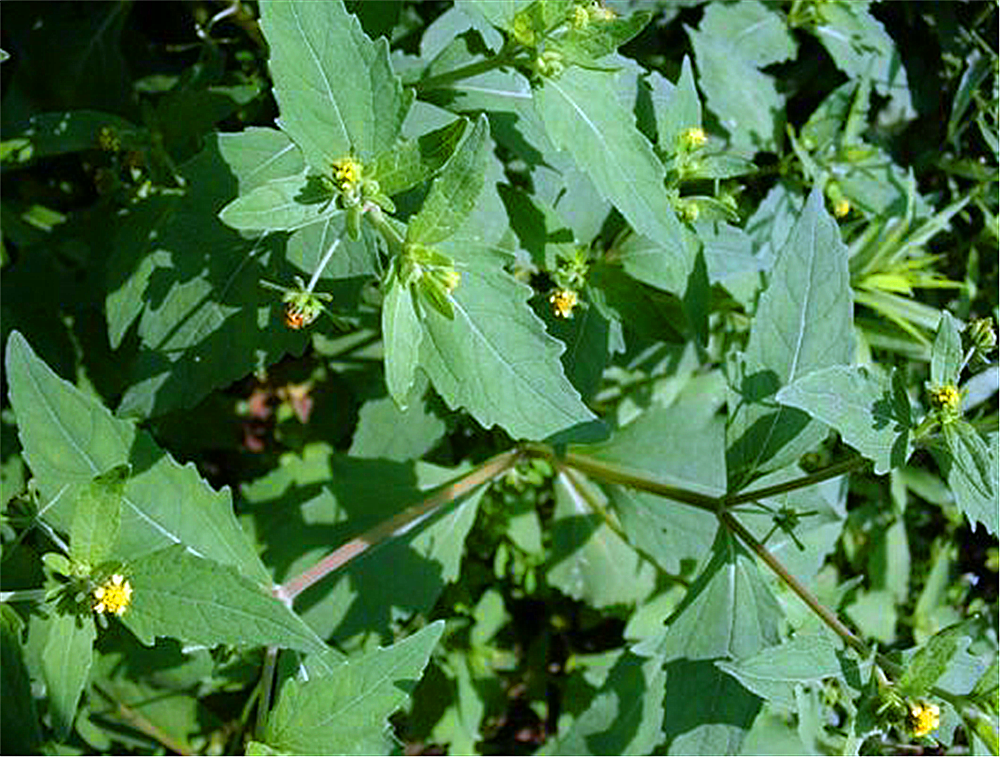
908,701,940,738
680,126,707,149
549,288,578,318
588,3,615,21
331,157,362,193
571,5,590,28
834,198,851,218
93,573,133,616
929,384,961,418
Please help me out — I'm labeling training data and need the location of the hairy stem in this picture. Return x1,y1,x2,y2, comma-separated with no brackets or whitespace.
412,44,520,93
723,456,869,507
277,448,523,602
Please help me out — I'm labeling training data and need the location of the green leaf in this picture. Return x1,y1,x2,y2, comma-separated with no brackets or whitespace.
649,56,702,153
371,118,468,197
258,0,412,169
218,174,339,231
716,634,842,710
550,652,665,755
349,392,446,463
615,226,697,296
547,471,657,608
658,529,783,662
122,545,327,655
406,115,488,245
286,213,379,280
5,331,272,585
813,2,914,120
687,0,796,152
263,622,444,755
776,365,913,474
900,622,971,698
550,11,651,66
216,127,306,193
726,186,855,488
938,423,999,534
1,606,42,753
417,256,595,440
534,67,685,256
42,613,96,739
69,463,129,568
931,311,964,387
382,277,424,407
661,659,762,755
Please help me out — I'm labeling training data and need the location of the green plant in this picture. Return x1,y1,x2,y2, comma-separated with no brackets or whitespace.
1,1,997,755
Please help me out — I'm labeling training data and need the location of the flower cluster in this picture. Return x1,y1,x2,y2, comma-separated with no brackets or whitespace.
928,383,962,421
549,288,579,318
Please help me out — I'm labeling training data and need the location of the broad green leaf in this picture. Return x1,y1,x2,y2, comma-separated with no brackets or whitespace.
258,0,412,169
110,139,309,418
216,127,306,193
462,0,529,30
726,186,854,488
659,529,783,662
417,256,595,440
661,659,762,756
716,634,842,710
938,423,999,534
406,115,487,245
218,174,339,231
814,2,914,120
649,56,702,153
550,652,665,755
263,622,444,755
615,227,697,296
371,117,468,197
42,613,96,739
5,331,272,585
776,365,913,474
122,545,327,655
547,471,657,608
688,1,795,152
534,67,685,256
286,213,378,280
431,69,533,114
382,278,423,407
931,311,964,387
900,623,970,698
1,606,42,753
0,110,138,167
550,11,651,66
69,463,129,568
349,392,446,463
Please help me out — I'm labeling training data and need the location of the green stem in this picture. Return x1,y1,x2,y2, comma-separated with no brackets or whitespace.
277,448,523,602
723,456,869,507
255,645,279,740
719,510,872,659
412,44,520,93
558,451,720,512
365,205,406,257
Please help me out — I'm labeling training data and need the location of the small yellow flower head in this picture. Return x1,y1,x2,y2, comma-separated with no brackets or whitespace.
571,5,590,28
534,50,565,79
92,573,133,616
907,700,940,738
929,384,962,419
440,269,461,295
549,288,579,318
677,199,700,223
588,3,616,21
834,198,851,218
98,126,121,152
680,126,707,149
331,157,362,194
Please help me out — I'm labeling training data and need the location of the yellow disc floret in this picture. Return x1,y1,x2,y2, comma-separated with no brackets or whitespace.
93,573,133,616
929,384,961,419
834,198,851,218
549,288,579,318
907,701,940,738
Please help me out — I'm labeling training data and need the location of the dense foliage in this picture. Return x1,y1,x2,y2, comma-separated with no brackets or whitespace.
1,1,997,754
